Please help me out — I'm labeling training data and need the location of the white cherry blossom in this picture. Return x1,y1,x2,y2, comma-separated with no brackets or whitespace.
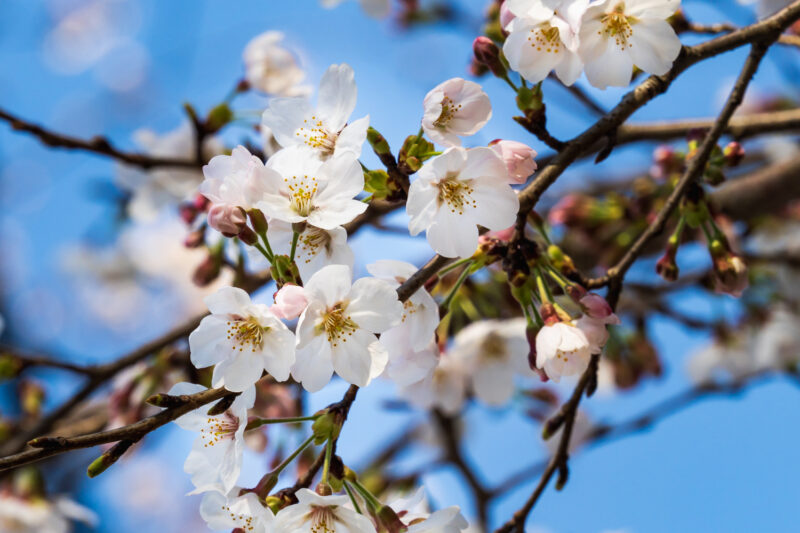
380,327,439,387
535,321,592,382
388,488,469,533
261,63,369,160
293,265,403,392
0,493,97,533
421,78,492,147
189,286,296,392
503,0,589,85
200,491,274,533
267,219,354,282
170,382,255,494
400,353,467,415
274,488,376,533
578,0,682,89
243,31,309,97
407,147,519,258
258,146,367,229
200,146,273,235
450,318,533,406
367,260,439,351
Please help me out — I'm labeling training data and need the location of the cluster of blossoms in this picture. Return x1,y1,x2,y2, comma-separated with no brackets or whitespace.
498,0,683,89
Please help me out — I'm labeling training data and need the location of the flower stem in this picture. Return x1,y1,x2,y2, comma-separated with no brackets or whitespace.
272,434,315,477
535,269,552,304
348,479,382,511
290,230,300,262
344,482,363,514
438,257,473,276
442,261,475,310
501,73,518,91
320,436,334,487
253,241,273,263
245,414,320,431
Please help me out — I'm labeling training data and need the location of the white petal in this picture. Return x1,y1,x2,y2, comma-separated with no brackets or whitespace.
261,97,314,148
189,316,229,368
204,286,251,315
303,264,352,306
331,328,380,387
629,18,682,75
347,277,403,332
335,115,369,158
318,63,358,132
427,208,480,258
293,334,335,392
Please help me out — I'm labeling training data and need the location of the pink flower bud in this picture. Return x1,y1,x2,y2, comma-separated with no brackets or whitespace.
490,139,538,184
207,204,247,237
472,37,506,78
499,1,515,29
579,293,619,323
270,284,308,320
713,253,748,297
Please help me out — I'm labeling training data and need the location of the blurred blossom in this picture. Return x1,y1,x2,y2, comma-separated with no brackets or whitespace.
543,409,593,456
42,0,143,75
60,215,232,329
320,0,391,18
116,123,224,222
93,39,150,92
737,0,793,19
243,31,310,97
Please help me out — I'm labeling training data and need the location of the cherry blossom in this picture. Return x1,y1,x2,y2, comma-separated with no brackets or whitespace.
274,488,376,533
200,491,274,533
407,147,519,258
293,265,403,392
421,78,492,147
388,488,469,533
489,139,538,184
267,219,354,282
270,284,308,320
380,328,439,387
243,31,309,97
503,0,589,85
0,492,97,533
170,382,255,494
258,145,367,229
189,286,296,392
450,318,533,406
738,0,792,19
400,353,468,415
578,0,682,89
367,260,439,351
200,146,273,235
535,321,592,382
261,63,369,160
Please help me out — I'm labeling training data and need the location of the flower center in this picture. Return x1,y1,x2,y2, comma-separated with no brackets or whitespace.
219,503,257,531
298,226,333,264
283,173,319,217
297,115,338,157
227,316,267,353
309,505,338,533
320,303,358,347
434,95,462,129
527,24,562,54
437,175,477,215
481,332,507,360
200,412,239,447
600,3,637,48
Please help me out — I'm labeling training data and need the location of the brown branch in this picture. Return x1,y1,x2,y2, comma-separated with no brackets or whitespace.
0,386,229,472
587,40,773,300
0,108,199,169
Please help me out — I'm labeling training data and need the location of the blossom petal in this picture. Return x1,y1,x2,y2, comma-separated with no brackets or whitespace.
318,63,358,132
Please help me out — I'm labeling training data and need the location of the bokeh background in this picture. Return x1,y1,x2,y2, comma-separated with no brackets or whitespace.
1,0,799,531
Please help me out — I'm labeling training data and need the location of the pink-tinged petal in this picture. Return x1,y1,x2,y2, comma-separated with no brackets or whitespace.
271,284,308,320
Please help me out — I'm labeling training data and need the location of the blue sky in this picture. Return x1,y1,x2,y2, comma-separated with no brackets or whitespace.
1,1,799,532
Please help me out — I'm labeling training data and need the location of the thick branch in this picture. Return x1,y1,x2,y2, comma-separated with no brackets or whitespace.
0,108,198,169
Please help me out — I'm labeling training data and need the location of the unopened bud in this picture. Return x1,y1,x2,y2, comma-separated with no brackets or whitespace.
184,228,205,249
312,411,341,445
723,141,745,167
208,204,247,237
656,251,679,282
237,225,258,246
367,127,392,156
247,209,268,236
206,103,234,133
473,36,506,78
87,439,135,478
192,254,221,287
